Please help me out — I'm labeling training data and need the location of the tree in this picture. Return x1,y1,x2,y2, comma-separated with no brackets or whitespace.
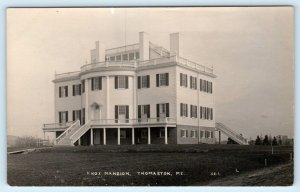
263,135,270,145
255,136,262,145
272,136,278,146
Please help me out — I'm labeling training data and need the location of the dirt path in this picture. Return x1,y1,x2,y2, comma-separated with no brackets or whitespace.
194,162,293,186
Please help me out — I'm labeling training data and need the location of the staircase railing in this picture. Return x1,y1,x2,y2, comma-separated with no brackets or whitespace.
216,122,248,145
69,122,91,144
55,120,80,144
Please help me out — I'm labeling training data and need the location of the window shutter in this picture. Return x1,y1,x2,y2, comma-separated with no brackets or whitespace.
180,103,183,116
99,77,102,90
79,84,81,95
66,111,68,122
73,85,75,96
91,78,94,91
180,73,182,86
125,106,129,119
156,104,160,117
79,110,82,124
115,76,118,89
200,107,202,119
195,78,197,89
125,76,128,89
166,73,169,86
195,106,198,118
211,108,213,120
190,105,192,117
147,75,150,88
82,108,85,124
115,105,118,120
65,86,68,97
211,82,213,93
138,76,141,89
73,110,75,121
138,105,141,119
59,112,61,123
147,104,150,118
190,76,192,88
59,87,61,98
166,103,169,117
156,74,159,87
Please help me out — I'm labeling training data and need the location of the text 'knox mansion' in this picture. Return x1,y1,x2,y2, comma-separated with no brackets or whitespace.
42,32,248,146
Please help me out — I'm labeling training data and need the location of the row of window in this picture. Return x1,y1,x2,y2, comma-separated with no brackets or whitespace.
106,52,139,62
119,128,168,139
180,129,214,138
180,73,213,93
58,109,85,125
180,103,213,120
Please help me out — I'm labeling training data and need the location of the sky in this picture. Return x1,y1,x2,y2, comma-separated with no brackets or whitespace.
7,7,294,139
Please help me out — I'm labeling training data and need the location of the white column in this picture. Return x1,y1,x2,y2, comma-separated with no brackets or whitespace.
117,127,120,145
148,127,151,144
85,79,89,122
90,128,93,146
103,128,106,145
132,127,135,145
78,137,81,146
133,76,137,119
106,76,110,119
165,126,168,144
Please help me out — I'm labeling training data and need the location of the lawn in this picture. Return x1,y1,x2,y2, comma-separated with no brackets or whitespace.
7,144,293,186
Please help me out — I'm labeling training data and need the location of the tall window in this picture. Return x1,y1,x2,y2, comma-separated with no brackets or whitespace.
110,56,115,61
200,107,213,120
59,111,68,123
138,104,150,121
116,55,121,61
180,73,188,87
190,76,197,90
72,110,81,122
138,75,150,89
190,105,197,118
156,73,169,87
115,105,129,123
129,53,135,60
135,52,139,59
59,86,68,98
180,103,188,117
91,77,102,91
81,80,85,93
156,103,169,118
191,130,197,138
122,54,128,61
200,79,213,93
115,76,129,89
72,84,81,96
180,130,188,138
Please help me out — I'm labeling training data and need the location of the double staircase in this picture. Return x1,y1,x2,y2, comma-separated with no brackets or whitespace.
215,122,248,145
55,120,90,146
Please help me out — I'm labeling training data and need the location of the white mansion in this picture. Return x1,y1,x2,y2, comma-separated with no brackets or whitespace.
42,32,248,146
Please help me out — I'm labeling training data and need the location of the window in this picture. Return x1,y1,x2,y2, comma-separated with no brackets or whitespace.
200,79,213,93
82,80,85,93
190,105,197,118
59,86,68,98
160,129,165,138
200,131,204,138
191,130,197,138
156,73,169,87
200,106,213,120
138,75,150,89
115,105,129,123
141,129,147,139
156,103,169,118
190,76,197,90
180,103,188,117
205,131,210,138
115,76,129,89
180,129,188,138
116,55,121,61
180,73,188,87
211,131,214,138
135,52,139,59
91,77,102,91
72,84,81,96
122,54,128,61
59,111,68,123
72,110,81,121
110,56,115,61
138,104,150,121
129,53,135,60
120,130,127,139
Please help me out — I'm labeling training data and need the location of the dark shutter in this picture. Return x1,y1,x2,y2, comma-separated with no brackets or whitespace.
125,76,128,89
190,105,192,117
59,112,61,123
200,79,202,91
91,78,94,91
211,108,213,120
115,105,118,122
138,105,141,119
180,103,183,116
147,75,150,88
156,104,160,117
59,87,61,98
73,85,75,96
166,103,169,117
79,84,81,95
180,73,182,86
79,110,81,124
66,111,68,122
99,77,102,90
65,86,68,97
190,76,192,88
72,110,75,121
195,106,198,118
200,107,202,119
125,106,129,119
147,104,150,118
138,76,141,89
156,74,159,87
166,73,169,86
115,76,118,89
82,108,85,124
211,82,213,93
195,78,197,89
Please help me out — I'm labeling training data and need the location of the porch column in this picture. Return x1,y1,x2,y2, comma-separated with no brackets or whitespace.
90,128,94,146
78,137,81,146
132,127,135,145
148,127,151,144
165,126,168,144
219,131,221,144
103,128,106,145
117,127,120,145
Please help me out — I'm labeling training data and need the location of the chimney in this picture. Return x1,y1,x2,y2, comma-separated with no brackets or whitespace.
139,32,150,61
170,32,181,56
91,41,105,63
